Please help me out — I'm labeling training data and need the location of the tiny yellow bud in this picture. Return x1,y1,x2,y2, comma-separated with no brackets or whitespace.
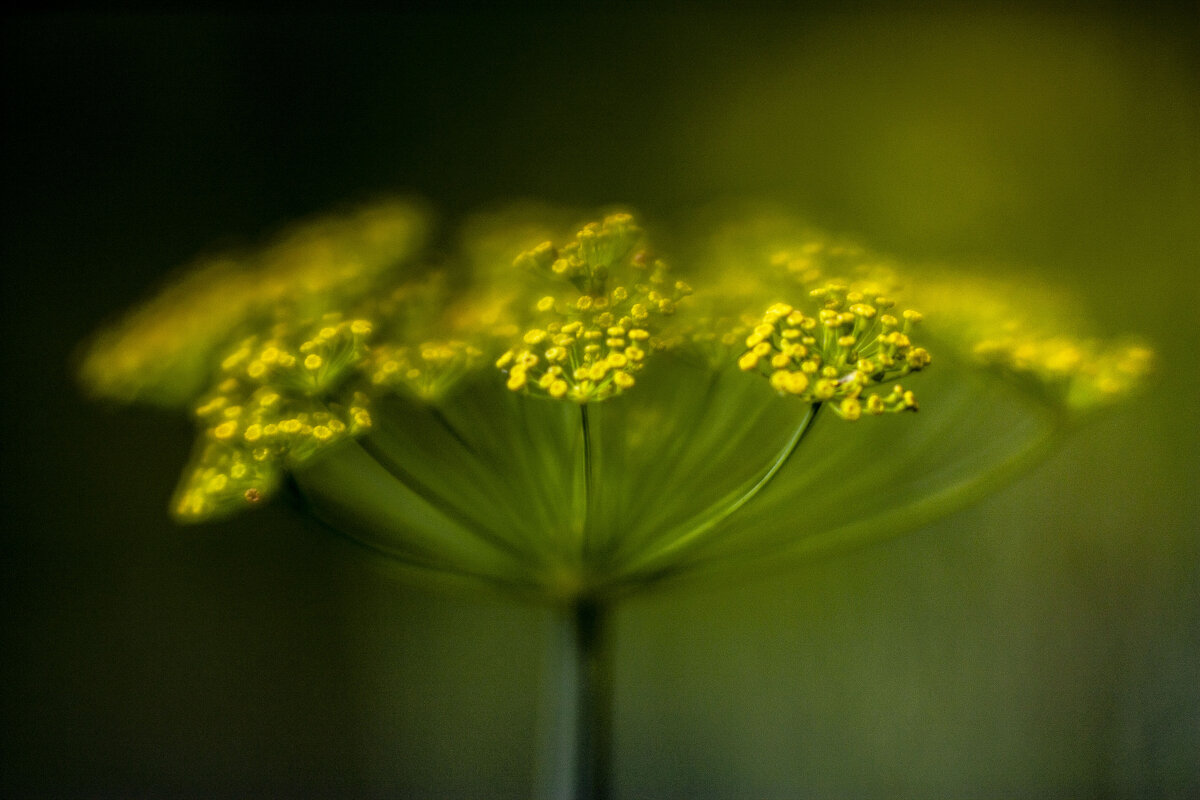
304,354,323,370
783,371,809,395
907,348,932,369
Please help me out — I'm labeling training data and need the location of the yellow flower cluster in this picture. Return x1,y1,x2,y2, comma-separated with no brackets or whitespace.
174,314,375,519
172,442,281,520
216,315,374,397
738,283,931,420
369,339,485,401
78,200,1155,529
497,214,692,403
972,336,1152,410
77,198,427,407
911,275,1153,411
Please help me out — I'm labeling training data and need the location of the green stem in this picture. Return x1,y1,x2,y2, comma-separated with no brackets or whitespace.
581,404,595,534
678,406,1070,583
617,403,822,583
536,598,614,800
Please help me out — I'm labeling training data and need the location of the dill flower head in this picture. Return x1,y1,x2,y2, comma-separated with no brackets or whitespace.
78,199,1152,600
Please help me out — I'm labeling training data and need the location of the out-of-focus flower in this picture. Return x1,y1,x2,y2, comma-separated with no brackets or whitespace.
77,199,1152,600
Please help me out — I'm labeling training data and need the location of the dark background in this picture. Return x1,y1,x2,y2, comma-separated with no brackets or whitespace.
4,6,1197,797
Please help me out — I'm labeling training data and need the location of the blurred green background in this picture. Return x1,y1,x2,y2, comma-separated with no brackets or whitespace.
3,6,1196,797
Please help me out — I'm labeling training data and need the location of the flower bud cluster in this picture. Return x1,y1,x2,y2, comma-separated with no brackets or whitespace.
911,275,1154,411
173,314,374,519
972,336,1153,410
738,283,931,420
497,214,692,403
369,339,485,401
78,199,427,407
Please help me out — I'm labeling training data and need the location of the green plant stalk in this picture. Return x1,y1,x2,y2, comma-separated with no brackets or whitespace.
537,597,614,800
